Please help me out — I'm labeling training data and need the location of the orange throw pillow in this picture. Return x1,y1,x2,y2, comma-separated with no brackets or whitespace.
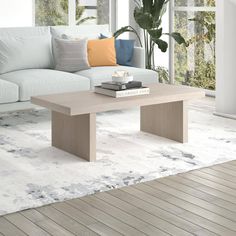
87,37,117,67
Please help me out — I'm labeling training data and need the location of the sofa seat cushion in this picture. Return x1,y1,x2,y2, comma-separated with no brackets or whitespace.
0,79,19,104
0,69,90,101
76,66,158,88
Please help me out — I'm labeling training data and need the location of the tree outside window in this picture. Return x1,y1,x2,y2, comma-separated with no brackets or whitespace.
174,0,216,90
35,0,109,26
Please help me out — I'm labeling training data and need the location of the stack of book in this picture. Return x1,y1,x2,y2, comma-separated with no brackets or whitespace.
95,81,150,98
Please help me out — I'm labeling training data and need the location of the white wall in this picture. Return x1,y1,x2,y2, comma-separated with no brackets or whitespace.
154,4,169,69
0,0,34,27
117,0,129,39
215,0,236,119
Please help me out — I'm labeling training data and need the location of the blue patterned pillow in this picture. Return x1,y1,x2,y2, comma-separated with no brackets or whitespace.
100,34,135,66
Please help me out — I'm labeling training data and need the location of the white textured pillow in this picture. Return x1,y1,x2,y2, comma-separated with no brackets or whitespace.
0,35,53,74
53,38,91,72
61,33,100,40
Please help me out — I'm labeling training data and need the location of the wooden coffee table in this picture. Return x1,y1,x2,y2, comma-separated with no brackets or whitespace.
31,84,205,162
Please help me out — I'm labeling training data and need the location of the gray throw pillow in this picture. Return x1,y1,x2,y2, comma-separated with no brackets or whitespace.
53,38,90,72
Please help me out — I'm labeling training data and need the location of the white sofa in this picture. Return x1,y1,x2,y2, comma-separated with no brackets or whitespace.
0,25,158,112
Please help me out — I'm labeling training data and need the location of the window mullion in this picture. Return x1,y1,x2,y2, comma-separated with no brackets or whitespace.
32,0,36,26
169,0,175,84
69,0,76,26
174,6,216,12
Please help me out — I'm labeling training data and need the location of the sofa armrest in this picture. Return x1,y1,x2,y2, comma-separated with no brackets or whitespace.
131,47,145,69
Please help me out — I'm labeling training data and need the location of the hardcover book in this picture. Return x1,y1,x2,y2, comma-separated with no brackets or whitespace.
94,86,150,98
101,81,142,91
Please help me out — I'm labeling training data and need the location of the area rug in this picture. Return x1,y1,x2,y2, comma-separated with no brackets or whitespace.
0,99,236,216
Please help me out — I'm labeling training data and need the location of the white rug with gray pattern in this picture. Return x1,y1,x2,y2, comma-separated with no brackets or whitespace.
0,99,236,216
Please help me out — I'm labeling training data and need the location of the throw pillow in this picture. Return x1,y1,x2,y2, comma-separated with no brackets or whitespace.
100,34,135,66
53,38,90,72
61,33,99,40
87,37,117,67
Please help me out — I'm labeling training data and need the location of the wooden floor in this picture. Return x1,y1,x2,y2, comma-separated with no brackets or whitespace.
1,161,236,235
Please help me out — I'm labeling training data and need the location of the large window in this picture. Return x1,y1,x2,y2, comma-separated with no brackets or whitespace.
172,0,216,90
35,0,110,26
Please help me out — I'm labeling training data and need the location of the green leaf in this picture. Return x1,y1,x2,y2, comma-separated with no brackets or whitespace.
153,19,162,29
153,38,168,52
159,1,169,19
153,0,165,21
76,16,96,25
134,7,153,30
166,32,187,45
113,25,143,47
113,26,130,38
148,28,163,40
142,0,153,13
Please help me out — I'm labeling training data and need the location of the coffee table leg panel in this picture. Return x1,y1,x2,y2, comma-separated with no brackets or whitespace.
51,111,96,161
140,101,188,143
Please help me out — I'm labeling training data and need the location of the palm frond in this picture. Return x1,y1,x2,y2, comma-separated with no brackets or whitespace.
76,16,96,25
113,25,143,47
134,0,141,7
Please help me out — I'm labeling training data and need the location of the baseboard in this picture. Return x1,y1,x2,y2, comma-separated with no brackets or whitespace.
214,111,236,120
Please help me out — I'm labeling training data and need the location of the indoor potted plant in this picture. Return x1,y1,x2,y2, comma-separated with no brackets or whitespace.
114,0,187,70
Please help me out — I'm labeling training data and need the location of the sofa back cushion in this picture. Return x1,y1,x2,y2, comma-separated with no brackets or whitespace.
0,26,50,38
50,25,110,40
0,27,53,74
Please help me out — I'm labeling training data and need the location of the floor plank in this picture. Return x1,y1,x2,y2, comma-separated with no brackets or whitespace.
169,174,236,204
92,192,183,236
82,194,168,236
37,206,99,236
180,172,236,197
97,192,192,236
109,188,216,236
191,169,236,190
221,162,236,172
86,222,123,236
228,160,236,166
67,198,146,236
124,185,219,236
135,183,236,235
1,160,236,235
162,175,236,213
212,165,236,177
156,177,236,222
0,217,27,236
53,202,122,236
5,212,50,236
145,180,236,231
201,167,236,183
21,209,74,236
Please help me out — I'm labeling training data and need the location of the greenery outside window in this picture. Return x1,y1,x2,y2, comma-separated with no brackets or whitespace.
35,0,110,26
173,0,216,90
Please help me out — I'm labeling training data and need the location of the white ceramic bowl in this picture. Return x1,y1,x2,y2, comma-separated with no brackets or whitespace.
112,75,134,83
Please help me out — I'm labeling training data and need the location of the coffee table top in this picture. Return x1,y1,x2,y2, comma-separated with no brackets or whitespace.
31,83,205,116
